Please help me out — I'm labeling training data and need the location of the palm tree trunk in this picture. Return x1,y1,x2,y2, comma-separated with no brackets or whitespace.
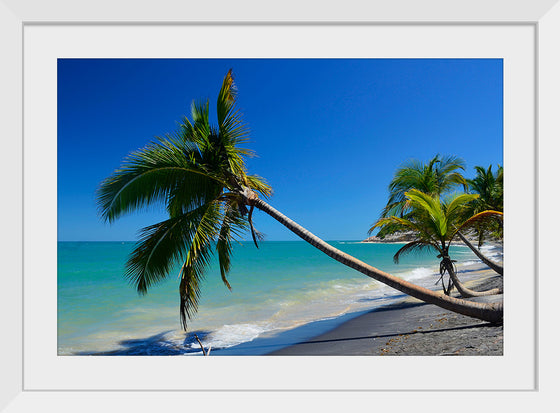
251,197,502,324
456,232,503,275
441,257,502,298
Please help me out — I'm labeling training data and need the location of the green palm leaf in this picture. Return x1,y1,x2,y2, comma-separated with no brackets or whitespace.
453,210,503,238
178,202,223,329
405,189,447,238
216,205,248,290
371,215,439,246
125,203,220,294
444,192,479,225
217,69,250,146
393,241,440,263
433,154,468,192
97,136,225,223
179,251,207,330
246,174,272,198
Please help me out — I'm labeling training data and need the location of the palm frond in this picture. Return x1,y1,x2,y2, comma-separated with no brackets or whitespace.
369,216,405,233
125,202,221,295
444,193,479,224
246,174,273,198
370,215,438,246
165,172,222,218
369,219,403,237
191,99,210,134
216,205,247,290
216,69,251,168
404,189,447,237
393,241,440,263
179,100,212,153
435,154,466,176
96,136,225,223
453,210,503,238
217,69,236,129
405,189,440,213
179,250,207,330
178,202,223,329
216,70,249,142
441,171,468,192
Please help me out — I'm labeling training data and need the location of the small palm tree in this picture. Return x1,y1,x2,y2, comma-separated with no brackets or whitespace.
446,164,504,275
468,165,503,212
98,71,503,328
371,189,503,297
464,165,504,247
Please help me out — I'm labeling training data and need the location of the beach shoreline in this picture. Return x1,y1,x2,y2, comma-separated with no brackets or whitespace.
267,269,503,356
59,242,503,356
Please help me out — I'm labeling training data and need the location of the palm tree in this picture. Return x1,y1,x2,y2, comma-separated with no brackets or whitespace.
448,165,504,275
97,70,272,329
468,165,503,213
463,165,504,246
98,70,503,327
371,189,503,298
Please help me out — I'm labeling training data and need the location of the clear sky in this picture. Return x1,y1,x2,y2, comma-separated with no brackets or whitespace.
58,58,503,242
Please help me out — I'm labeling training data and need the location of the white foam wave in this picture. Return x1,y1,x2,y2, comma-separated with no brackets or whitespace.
460,260,479,267
400,267,434,281
479,245,503,258
202,323,267,349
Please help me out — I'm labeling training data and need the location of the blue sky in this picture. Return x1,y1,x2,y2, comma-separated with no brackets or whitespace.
58,58,503,241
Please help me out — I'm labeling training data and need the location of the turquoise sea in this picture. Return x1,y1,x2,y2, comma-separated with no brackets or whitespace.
57,241,501,355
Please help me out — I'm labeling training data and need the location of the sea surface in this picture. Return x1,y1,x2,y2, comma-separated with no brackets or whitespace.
57,240,501,355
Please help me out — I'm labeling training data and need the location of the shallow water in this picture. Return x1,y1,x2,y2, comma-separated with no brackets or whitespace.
57,240,501,355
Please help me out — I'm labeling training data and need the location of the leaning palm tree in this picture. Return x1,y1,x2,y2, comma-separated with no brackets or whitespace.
97,70,272,329
371,189,503,298
98,70,502,328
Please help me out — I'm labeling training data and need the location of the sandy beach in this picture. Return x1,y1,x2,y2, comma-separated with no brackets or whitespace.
269,269,503,356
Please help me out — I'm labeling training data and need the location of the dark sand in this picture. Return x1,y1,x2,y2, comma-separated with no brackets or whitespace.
269,274,503,356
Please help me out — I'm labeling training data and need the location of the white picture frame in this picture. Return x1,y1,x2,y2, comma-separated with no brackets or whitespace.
3,0,559,410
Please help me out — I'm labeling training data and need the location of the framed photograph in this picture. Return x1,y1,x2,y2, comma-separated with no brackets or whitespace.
3,0,558,410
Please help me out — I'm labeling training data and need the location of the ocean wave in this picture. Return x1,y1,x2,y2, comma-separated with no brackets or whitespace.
400,267,434,281
479,245,503,258
200,323,267,349
460,260,480,267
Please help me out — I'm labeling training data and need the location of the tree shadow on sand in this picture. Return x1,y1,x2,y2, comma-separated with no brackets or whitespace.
75,330,212,355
